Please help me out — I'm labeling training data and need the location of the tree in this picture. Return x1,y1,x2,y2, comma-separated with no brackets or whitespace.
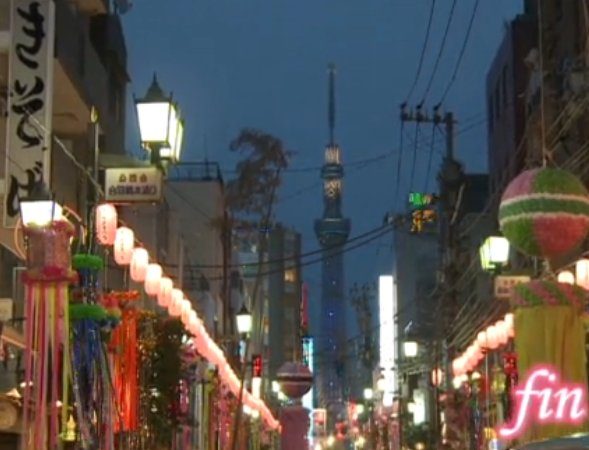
224,128,292,450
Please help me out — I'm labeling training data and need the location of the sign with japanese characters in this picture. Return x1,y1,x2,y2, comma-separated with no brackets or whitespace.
104,167,163,202
494,275,531,299
4,0,55,227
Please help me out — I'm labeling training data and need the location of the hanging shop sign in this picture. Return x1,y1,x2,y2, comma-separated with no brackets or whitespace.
498,365,588,439
4,0,56,227
104,167,163,202
408,192,438,209
494,275,531,299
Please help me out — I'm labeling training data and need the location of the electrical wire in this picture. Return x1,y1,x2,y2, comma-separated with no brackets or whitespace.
424,123,438,192
420,0,458,102
438,0,481,104
409,121,421,192
404,0,437,102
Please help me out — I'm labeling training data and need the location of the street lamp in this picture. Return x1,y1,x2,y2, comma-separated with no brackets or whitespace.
19,180,63,228
363,387,374,401
135,73,184,165
403,340,419,358
236,304,252,336
479,236,509,272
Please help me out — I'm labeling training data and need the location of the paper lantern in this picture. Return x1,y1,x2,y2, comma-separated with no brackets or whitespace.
95,204,118,245
157,277,173,307
495,320,509,345
114,227,134,265
180,299,192,324
575,258,589,289
144,264,162,296
499,168,589,259
130,248,149,282
169,289,183,316
557,270,575,285
487,325,500,349
476,330,489,349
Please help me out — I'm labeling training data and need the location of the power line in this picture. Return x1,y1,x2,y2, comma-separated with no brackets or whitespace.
420,0,458,102
404,0,437,102
424,123,438,192
438,0,481,104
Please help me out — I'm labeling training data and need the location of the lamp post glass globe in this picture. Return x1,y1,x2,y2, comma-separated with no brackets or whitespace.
403,341,419,358
479,236,509,271
363,387,374,400
135,74,184,163
236,304,252,335
19,181,62,227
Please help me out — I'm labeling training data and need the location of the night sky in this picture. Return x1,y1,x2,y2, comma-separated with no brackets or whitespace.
123,0,523,333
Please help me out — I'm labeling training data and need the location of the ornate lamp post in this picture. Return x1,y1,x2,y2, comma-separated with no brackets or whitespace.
135,74,185,166
479,236,509,273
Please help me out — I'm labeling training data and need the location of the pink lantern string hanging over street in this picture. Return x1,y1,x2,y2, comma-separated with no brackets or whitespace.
144,263,162,296
169,289,183,316
157,277,173,307
180,299,192,324
130,248,149,282
95,203,118,246
114,227,134,265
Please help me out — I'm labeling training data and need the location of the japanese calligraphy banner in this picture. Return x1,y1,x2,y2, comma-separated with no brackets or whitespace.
4,0,55,227
104,167,163,203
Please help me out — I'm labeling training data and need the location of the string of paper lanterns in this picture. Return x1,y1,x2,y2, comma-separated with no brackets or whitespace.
451,312,514,380
94,204,280,430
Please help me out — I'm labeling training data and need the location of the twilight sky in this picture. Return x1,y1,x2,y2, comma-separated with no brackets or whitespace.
123,0,523,332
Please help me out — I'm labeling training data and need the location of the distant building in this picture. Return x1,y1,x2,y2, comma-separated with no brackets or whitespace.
486,10,535,203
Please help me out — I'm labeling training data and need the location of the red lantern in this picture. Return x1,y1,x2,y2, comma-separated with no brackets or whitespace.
114,227,134,265
130,248,149,282
157,277,173,307
144,264,162,296
95,204,118,246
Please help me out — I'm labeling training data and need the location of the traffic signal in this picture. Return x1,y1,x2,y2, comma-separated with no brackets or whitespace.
252,354,262,378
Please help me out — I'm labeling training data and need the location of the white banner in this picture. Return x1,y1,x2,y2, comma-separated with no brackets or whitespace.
4,0,55,227
494,275,531,299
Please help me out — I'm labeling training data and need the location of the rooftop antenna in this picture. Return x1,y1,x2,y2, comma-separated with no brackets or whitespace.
328,63,336,146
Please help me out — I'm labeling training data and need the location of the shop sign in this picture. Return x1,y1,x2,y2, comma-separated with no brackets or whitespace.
4,0,56,227
494,275,530,299
104,167,163,202
498,365,588,438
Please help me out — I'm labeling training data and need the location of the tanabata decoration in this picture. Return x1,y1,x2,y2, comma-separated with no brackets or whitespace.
510,279,589,442
499,168,589,260
69,253,118,450
105,290,140,434
21,220,77,450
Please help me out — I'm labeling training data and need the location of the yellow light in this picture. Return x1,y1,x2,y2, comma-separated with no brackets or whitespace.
403,341,419,358
576,258,589,289
557,270,575,285
356,436,366,447
327,435,335,446
479,236,510,270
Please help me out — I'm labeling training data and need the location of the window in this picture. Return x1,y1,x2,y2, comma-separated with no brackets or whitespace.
284,269,296,283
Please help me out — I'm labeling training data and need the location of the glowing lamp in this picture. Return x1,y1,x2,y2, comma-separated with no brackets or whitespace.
144,264,162,296
130,248,149,282
114,227,134,265
169,289,183,316
95,203,117,245
403,341,419,358
477,330,489,349
236,304,252,335
431,368,444,387
363,387,374,400
157,277,173,307
557,270,575,285
180,299,192,324
135,74,184,163
575,258,589,289
479,236,510,271
19,181,63,228
487,325,500,350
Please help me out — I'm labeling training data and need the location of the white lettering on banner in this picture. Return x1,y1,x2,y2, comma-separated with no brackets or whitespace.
4,0,55,227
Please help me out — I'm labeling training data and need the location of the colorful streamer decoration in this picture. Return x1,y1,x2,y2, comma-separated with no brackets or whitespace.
22,221,76,450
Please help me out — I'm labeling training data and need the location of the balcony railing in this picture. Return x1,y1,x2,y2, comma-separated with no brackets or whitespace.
168,162,224,183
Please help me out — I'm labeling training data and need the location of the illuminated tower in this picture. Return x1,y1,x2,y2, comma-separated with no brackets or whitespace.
314,64,351,419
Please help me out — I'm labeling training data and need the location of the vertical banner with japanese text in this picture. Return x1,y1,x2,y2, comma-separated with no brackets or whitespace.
4,0,55,227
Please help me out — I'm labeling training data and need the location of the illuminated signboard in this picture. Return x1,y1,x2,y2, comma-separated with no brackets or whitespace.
498,365,588,438
302,338,314,440
379,275,396,405
408,192,438,209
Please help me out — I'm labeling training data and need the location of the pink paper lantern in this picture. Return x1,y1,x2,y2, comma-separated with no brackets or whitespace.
95,204,118,245
169,289,183,316
487,325,500,349
452,359,461,377
130,248,149,282
144,264,162,296
114,227,134,265
495,320,509,345
476,330,489,349
180,299,192,324
157,277,173,307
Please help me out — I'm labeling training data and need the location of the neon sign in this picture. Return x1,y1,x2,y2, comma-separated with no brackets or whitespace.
498,365,588,438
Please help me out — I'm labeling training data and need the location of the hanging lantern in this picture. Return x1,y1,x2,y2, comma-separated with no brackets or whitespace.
157,277,173,307
495,320,509,345
114,227,134,265
499,168,589,260
130,248,149,282
431,368,444,387
487,325,500,350
144,264,162,296
180,299,192,324
557,270,575,285
95,204,118,246
476,330,489,349
169,289,183,316
575,258,589,289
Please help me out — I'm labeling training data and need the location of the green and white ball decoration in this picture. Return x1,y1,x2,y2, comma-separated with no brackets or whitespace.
499,168,589,259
